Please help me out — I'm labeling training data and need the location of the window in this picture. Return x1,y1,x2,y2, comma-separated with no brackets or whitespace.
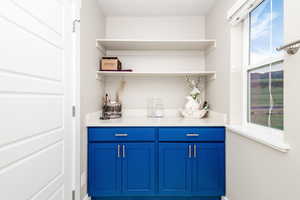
245,0,284,130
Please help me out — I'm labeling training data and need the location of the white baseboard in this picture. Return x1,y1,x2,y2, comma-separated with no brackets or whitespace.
82,195,90,200
222,196,229,200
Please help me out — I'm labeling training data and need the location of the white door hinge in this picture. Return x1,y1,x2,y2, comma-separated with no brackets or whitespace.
72,19,80,32
72,105,76,117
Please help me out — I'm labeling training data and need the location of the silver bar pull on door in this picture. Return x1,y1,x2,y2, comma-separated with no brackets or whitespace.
117,144,121,158
123,145,126,158
188,145,192,158
276,40,300,55
194,144,197,158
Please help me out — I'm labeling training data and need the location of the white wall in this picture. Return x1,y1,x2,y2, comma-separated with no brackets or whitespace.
80,0,105,198
105,16,207,109
106,16,205,40
205,1,235,115
207,1,300,200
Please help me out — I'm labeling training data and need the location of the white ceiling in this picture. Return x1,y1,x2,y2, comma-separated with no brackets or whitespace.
97,0,216,16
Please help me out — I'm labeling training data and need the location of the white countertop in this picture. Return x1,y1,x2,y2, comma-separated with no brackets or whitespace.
86,111,227,127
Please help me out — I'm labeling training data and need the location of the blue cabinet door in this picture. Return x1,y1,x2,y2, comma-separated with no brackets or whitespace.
122,143,155,195
89,143,121,196
159,143,192,195
191,143,225,196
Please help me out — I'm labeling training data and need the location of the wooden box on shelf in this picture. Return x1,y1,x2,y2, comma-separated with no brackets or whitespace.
100,57,122,71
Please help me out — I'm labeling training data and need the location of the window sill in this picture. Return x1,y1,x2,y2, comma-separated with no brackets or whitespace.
226,125,291,153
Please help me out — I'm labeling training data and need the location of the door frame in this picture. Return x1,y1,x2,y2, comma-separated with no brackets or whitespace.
63,0,78,198
72,0,82,200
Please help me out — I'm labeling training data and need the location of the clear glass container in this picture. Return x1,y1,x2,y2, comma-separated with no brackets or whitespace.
147,98,164,118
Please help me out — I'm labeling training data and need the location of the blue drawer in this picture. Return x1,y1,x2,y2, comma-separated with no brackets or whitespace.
88,127,155,142
159,127,225,142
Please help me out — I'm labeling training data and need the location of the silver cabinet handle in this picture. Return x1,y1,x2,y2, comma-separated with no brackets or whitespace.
115,133,128,137
186,133,199,137
117,144,121,158
122,144,126,158
194,144,197,158
188,145,192,158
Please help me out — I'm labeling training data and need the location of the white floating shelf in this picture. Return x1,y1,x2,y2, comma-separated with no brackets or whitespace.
96,71,216,81
96,39,216,51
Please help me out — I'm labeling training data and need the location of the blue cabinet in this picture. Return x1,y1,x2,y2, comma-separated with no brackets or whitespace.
88,143,122,196
89,127,155,142
88,127,225,200
159,143,225,196
191,143,225,196
122,143,155,195
88,142,155,197
159,143,192,194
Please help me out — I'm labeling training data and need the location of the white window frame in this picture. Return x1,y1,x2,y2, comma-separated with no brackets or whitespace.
242,9,284,136
227,0,290,152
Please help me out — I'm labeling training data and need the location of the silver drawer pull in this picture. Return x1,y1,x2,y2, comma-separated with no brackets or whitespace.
186,133,199,137
115,133,128,137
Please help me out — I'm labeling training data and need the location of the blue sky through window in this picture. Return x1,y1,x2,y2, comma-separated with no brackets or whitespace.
250,0,284,64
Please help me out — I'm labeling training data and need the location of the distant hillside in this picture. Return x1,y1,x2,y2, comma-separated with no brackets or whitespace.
250,71,283,87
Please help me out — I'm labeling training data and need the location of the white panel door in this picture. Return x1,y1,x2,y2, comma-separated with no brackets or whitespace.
0,0,73,199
